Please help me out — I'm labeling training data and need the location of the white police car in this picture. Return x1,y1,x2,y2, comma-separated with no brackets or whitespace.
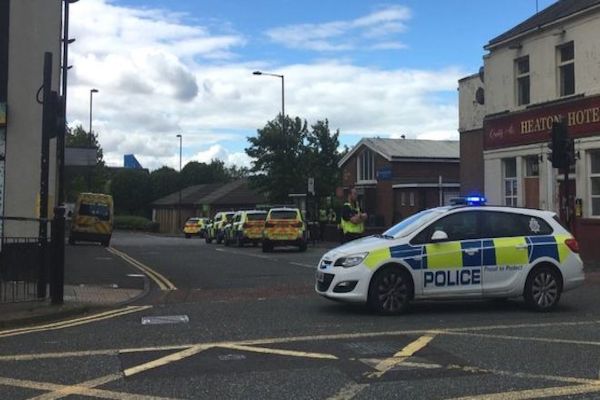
315,199,584,314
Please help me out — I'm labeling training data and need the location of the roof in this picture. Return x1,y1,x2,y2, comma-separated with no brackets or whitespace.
152,179,266,207
487,0,600,48
339,137,459,167
151,183,223,206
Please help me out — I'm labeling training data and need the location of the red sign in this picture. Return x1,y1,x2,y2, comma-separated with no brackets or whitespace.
484,95,600,150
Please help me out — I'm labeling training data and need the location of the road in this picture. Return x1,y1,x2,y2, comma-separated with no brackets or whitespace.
0,231,599,399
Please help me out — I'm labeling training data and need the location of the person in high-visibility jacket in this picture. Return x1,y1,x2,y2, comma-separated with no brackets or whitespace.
340,187,368,243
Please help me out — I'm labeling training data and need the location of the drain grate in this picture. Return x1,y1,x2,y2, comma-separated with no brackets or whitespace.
141,315,189,325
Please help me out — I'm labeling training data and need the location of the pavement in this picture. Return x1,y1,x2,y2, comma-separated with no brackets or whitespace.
0,231,599,399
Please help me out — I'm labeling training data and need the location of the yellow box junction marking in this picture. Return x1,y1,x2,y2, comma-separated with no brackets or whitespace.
107,247,176,291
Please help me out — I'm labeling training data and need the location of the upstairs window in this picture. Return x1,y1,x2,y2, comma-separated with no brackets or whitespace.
357,149,375,181
558,42,575,97
515,56,530,106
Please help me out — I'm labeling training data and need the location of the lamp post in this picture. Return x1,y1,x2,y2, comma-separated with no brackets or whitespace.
253,71,285,135
87,88,98,191
176,134,182,233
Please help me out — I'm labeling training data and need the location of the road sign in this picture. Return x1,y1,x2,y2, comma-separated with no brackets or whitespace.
308,177,315,195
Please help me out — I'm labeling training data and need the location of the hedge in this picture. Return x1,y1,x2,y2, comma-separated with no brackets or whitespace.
114,215,160,232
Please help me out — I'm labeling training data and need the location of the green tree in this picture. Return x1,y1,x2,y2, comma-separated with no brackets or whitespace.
110,169,151,216
227,165,250,179
149,166,180,201
245,115,308,202
180,159,230,188
304,119,342,199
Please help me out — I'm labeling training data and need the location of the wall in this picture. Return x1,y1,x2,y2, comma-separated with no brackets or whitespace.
458,74,486,132
4,0,61,236
460,130,485,195
485,11,600,116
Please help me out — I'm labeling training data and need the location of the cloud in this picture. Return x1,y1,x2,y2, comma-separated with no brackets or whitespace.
66,0,462,172
265,5,411,52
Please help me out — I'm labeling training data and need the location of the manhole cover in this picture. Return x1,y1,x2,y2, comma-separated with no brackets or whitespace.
141,315,189,325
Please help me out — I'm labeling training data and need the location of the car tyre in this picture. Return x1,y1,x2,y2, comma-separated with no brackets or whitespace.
368,267,412,315
524,266,562,312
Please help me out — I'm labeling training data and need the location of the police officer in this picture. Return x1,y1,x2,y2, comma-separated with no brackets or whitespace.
341,187,367,243
318,208,328,242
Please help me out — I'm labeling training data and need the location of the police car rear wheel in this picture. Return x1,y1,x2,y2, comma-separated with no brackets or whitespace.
369,268,412,315
525,267,562,311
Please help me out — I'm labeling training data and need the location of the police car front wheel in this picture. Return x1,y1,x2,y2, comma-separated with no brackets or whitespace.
368,268,413,315
524,266,562,312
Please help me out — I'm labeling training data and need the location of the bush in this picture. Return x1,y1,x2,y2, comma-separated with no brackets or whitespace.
114,215,159,232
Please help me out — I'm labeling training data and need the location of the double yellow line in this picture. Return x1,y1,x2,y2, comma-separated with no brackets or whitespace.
107,247,177,291
0,306,152,339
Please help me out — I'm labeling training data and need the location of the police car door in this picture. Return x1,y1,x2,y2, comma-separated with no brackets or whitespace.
411,210,483,297
480,211,553,295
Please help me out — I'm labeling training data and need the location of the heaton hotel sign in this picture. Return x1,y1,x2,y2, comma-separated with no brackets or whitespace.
484,95,600,150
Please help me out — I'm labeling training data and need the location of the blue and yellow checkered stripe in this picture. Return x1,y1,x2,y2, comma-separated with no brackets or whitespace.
362,235,571,270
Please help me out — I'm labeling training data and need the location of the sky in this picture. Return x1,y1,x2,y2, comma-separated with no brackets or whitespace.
66,0,556,170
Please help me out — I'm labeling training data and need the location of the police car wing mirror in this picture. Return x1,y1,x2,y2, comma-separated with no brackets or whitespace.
431,230,448,242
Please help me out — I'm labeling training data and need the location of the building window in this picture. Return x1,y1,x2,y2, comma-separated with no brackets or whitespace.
558,41,575,97
503,158,517,207
401,192,406,206
409,192,415,207
515,56,530,106
524,156,539,177
357,149,374,181
591,151,600,216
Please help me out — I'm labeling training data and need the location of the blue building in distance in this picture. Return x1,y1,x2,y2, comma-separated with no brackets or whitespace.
124,154,142,169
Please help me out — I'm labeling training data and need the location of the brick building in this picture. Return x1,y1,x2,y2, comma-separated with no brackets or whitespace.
338,138,460,229
459,0,600,266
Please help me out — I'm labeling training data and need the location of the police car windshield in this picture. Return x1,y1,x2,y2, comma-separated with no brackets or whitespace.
383,209,444,238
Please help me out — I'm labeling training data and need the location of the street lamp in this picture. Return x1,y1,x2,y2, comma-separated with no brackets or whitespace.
87,88,99,191
89,88,99,144
253,71,285,135
176,134,182,233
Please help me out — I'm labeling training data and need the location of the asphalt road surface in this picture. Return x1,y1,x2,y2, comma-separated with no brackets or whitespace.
0,231,599,399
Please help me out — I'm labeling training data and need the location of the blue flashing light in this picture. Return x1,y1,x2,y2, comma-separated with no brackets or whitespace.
450,196,487,206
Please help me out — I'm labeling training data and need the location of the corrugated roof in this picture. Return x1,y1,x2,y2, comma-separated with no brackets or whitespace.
365,138,459,160
487,0,600,47
151,179,266,207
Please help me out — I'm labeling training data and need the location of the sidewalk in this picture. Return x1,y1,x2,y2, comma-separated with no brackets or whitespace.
0,243,148,329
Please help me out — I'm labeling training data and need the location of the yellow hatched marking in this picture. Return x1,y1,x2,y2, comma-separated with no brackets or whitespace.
367,331,438,378
446,383,600,400
326,383,369,400
219,344,338,360
425,242,462,269
123,344,213,377
494,237,528,265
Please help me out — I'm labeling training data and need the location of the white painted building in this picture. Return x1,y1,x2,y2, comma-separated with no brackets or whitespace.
459,0,600,265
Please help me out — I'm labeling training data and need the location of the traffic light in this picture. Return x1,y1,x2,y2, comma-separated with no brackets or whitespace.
548,121,568,169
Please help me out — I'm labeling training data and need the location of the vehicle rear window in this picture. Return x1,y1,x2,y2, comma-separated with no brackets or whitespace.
247,213,266,221
269,211,297,220
79,203,110,221
481,211,553,238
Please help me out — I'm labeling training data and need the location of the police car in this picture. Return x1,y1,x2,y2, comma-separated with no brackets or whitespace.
315,198,584,314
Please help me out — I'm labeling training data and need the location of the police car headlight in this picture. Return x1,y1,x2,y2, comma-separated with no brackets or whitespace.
334,253,369,268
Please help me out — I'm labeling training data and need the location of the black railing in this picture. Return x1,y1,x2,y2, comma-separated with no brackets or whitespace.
0,217,51,303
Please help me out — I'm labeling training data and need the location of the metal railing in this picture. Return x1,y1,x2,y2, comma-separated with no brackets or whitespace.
0,217,51,303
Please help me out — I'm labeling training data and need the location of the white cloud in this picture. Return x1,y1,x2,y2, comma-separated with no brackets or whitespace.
265,5,411,52
66,0,462,172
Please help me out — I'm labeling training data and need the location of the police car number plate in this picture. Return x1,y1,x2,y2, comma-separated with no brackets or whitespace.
316,271,325,283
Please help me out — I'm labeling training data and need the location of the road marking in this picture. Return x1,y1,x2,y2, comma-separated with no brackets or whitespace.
367,331,438,378
219,344,338,360
326,383,369,400
123,344,213,377
107,247,177,291
289,261,315,268
27,373,123,400
446,383,600,400
215,247,276,260
443,330,600,347
0,306,152,339
0,375,177,400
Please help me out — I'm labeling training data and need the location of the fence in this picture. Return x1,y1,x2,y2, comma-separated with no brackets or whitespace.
0,217,51,303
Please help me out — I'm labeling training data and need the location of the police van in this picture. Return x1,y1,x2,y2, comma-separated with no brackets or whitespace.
315,199,584,314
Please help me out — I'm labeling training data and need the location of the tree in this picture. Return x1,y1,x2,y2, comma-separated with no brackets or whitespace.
110,169,151,216
149,166,180,202
180,159,230,188
65,124,108,201
304,119,342,199
245,115,308,202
